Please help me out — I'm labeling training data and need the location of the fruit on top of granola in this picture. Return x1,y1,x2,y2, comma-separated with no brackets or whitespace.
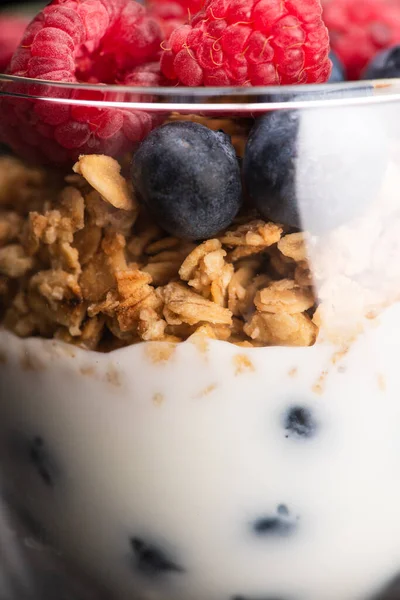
323,0,400,80
131,121,242,240
1,0,162,164
8,0,161,82
243,105,388,232
160,0,332,86
362,44,400,80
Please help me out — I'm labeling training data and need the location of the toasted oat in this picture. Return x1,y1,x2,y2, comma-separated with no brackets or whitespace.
255,279,315,314
244,312,318,346
73,155,136,212
220,220,283,247
28,270,85,336
137,307,167,341
0,244,34,277
160,282,233,326
0,212,23,246
278,232,308,262
179,239,222,281
73,224,102,266
228,263,270,317
142,261,182,286
114,269,161,332
85,190,137,235
179,239,233,305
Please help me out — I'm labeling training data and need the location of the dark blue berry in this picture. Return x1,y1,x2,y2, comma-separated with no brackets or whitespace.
29,436,57,487
131,121,242,240
284,406,316,439
372,574,400,599
252,505,297,537
130,537,183,577
329,51,345,83
243,105,388,232
363,45,400,80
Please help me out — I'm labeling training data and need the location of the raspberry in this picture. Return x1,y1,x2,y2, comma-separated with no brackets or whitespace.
161,0,331,86
0,0,162,165
323,0,400,80
148,0,204,39
148,0,189,39
0,15,30,72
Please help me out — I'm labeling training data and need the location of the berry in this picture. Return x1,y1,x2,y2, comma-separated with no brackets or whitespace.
323,0,400,80
130,537,184,576
362,44,400,79
161,0,331,87
253,505,297,536
328,50,345,82
148,0,204,39
243,102,388,232
0,14,30,72
29,435,58,487
148,0,188,39
284,406,316,439
123,61,164,85
0,0,162,165
131,121,242,240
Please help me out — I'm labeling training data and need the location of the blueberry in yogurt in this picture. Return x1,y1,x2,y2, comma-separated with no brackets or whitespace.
253,504,297,537
131,121,242,240
130,537,184,576
29,436,58,487
284,406,316,439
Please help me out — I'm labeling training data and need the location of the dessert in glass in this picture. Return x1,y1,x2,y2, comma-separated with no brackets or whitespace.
1,0,400,598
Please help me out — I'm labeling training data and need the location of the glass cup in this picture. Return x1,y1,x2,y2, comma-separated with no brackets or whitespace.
1,74,400,600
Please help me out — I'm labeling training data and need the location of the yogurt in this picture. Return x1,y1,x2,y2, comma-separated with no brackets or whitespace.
1,304,400,600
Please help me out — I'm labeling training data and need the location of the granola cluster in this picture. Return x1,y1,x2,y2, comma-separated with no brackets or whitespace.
0,140,397,351
0,151,321,350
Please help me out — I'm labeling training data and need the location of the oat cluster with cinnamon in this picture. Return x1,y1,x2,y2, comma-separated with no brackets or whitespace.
0,152,320,351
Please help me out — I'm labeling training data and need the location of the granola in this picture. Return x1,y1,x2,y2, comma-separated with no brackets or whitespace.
0,144,395,351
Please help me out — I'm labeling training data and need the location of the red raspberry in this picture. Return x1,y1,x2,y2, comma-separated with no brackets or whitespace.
0,15,30,72
0,0,162,165
323,0,400,80
161,0,331,86
148,1,189,39
148,0,204,39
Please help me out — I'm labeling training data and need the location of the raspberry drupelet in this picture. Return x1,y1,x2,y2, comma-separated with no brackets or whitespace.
161,0,332,86
0,0,162,165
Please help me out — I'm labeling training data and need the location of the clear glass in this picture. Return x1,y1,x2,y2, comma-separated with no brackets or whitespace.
1,75,400,600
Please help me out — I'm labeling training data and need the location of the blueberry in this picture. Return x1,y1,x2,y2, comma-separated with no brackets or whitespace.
284,406,316,439
29,436,57,487
372,574,400,599
131,121,242,240
363,45,400,80
243,103,388,232
329,51,345,83
130,537,184,577
253,504,297,537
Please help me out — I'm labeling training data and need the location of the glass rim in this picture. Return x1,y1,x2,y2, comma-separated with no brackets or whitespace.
2,73,400,112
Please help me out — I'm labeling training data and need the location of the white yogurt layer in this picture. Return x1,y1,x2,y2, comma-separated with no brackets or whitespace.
1,305,400,600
